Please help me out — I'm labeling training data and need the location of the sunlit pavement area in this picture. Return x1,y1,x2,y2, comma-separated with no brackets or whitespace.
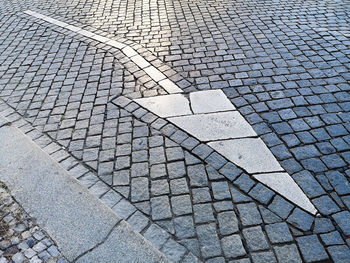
0,0,350,262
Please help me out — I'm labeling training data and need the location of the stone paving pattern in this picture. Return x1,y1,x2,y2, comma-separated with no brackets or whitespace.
0,183,67,263
0,0,350,262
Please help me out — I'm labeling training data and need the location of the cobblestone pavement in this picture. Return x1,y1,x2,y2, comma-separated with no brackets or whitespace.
0,183,67,263
0,0,350,262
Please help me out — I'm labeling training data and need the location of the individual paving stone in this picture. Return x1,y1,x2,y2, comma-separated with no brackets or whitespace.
242,226,269,251
312,195,340,215
287,208,314,231
211,181,231,200
292,170,325,198
193,203,215,223
248,183,275,205
313,218,335,233
166,147,185,162
221,234,246,259
217,211,239,235
170,178,189,195
332,211,350,235
209,138,282,173
251,251,277,263
151,179,170,196
326,171,350,195
254,173,317,215
187,164,208,187
174,216,196,239
327,245,350,263
131,177,149,202
130,162,149,177
268,196,294,219
189,90,235,114
192,187,212,204
167,161,186,179
196,223,222,258
265,222,293,244
171,195,192,216
150,196,172,220
296,235,329,262
320,231,344,246
135,94,191,118
274,244,302,263
237,203,262,226
169,111,256,141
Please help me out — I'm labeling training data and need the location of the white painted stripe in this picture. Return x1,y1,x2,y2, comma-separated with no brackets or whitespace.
22,10,184,95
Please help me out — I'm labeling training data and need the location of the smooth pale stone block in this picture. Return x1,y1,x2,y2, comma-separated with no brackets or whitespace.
159,79,183,94
23,10,35,15
53,20,69,28
91,34,110,43
135,94,192,118
122,46,138,57
131,55,150,69
107,40,126,49
144,66,166,82
254,173,317,215
78,29,95,38
208,138,283,173
169,111,256,141
190,90,235,114
66,25,82,32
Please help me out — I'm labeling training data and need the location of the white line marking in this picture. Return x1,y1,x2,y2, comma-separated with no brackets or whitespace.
23,10,183,94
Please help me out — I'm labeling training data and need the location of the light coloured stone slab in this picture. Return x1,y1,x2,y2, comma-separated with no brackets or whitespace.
52,20,69,28
254,173,317,215
66,25,82,32
107,39,126,49
135,94,192,118
91,34,110,43
131,55,150,69
144,66,166,82
190,90,235,114
78,29,95,38
169,111,256,141
159,79,183,94
122,46,138,57
208,138,283,173
76,221,169,263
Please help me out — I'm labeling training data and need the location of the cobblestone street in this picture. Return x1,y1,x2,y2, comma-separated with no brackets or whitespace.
0,0,350,262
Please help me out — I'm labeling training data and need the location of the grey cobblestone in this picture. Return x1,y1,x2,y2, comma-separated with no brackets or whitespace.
0,183,66,263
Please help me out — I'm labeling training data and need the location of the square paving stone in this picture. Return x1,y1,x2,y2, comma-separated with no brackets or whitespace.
242,226,269,251
150,196,172,220
131,177,149,202
221,234,246,259
274,244,302,263
212,181,231,200
296,235,329,262
265,222,293,244
193,203,215,223
196,223,222,258
218,211,239,235
237,203,262,226
251,251,276,263
171,195,193,216
170,178,189,195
